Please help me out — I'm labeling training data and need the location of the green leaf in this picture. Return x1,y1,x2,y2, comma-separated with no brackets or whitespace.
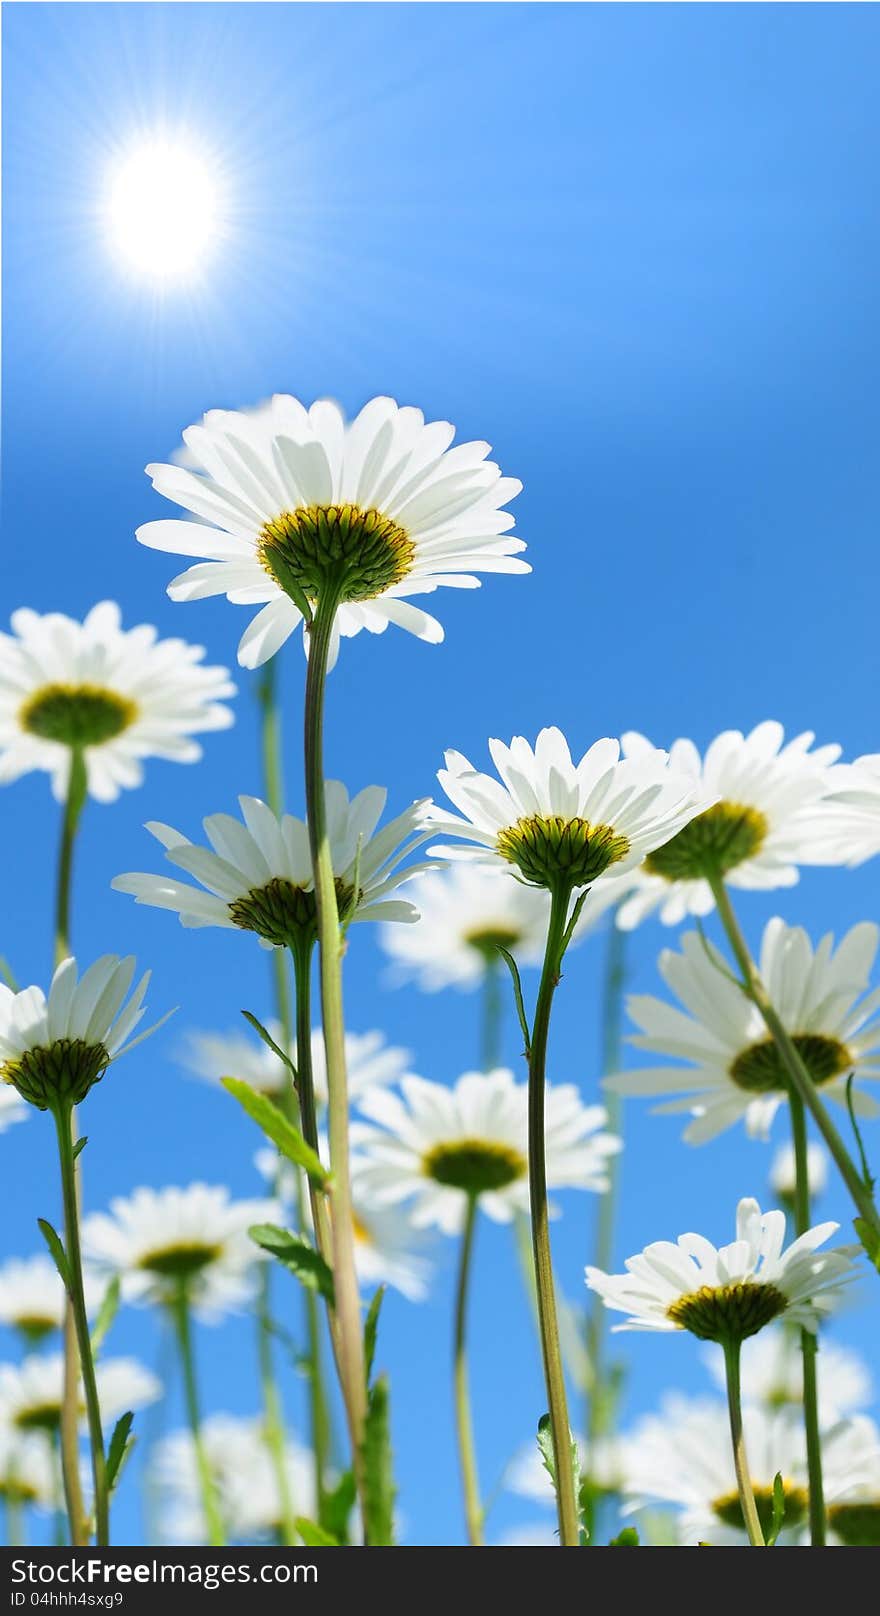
537,1413,580,1508
106,1412,135,1493
609,1527,640,1547
363,1286,386,1387
846,1073,877,1194
320,1470,356,1544
222,1077,328,1188
72,1137,88,1161
765,1472,786,1547
497,947,531,1056
361,1374,396,1547
249,1225,335,1304
853,1216,880,1271
294,1517,338,1546
90,1276,121,1356
37,1218,70,1292
240,1011,298,1078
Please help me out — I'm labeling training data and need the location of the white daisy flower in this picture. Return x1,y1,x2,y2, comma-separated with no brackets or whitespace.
823,1414,880,1545
794,754,880,869
378,865,554,991
607,919,880,1143
182,1023,412,1107
0,955,154,1113
0,602,235,803
0,1255,103,1344
429,727,709,893
619,1396,870,1546
82,1184,277,1321
704,1329,871,1423
353,1068,620,1235
770,1141,829,1200
112,787,433,946
151,1414,321,1545
0,1353,160,1436
0,1427,56,1511
136,393,527,669
585,1197,857,1342
254,1144,432,1302
0,1089,27,1135
598,723,840,930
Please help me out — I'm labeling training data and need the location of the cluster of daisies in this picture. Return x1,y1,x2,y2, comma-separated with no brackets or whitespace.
1,390,880,1549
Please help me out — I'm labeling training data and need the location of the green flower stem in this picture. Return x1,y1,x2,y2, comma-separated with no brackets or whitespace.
722,1337,765,1546
789,1089,826,1545
584,919,626,1539
3,1490,24,1547
302,592,367,1525
289,937,333,1513
453,1194,484,1546
54,749,88,1547
53,1100,109,1546
481,957,504,1073
529,884,580,1547
708,873,880,1249
170,1287,225,1547
257,659,326,1541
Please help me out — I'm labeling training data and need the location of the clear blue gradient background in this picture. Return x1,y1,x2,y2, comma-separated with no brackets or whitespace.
2,2,880,1546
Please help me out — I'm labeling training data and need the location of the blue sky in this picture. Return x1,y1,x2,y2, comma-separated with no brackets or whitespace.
2,2,880,1547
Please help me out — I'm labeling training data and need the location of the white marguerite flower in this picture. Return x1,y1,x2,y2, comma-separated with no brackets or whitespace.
429,728,709,893
152,1414,323,1544
82,1184,277,1321
255,1145,432,1302
822,1414,880,1546
0,1427,56,1511
619,1396,877,1546
607,919,880,1143
704,1329,871,1423
378,864,555,991
597,723,841,930
112,787,432,946
137,394,527,669
770,1141,829,1200
794,754,880,869
0,1089,27,1135
0,602,234,803
0,1353,160,1436
183,1023,412,1108
0,955,155,1113
0,1255,103,1343
586,1197,857,1342
354,1068,620,1235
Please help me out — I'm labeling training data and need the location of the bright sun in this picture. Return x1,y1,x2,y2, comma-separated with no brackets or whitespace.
106,139,219,280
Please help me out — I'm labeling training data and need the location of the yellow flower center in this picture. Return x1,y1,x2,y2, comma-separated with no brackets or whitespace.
643,802,768,883
2,1039,109,1112
258,503,415,606
495,815,630,890
137,1243,224,1280
729,1034,851,1095
712,1480,807,1536
665,1281,787,1342
228,876,357,947
20,684,137,748
422,1138,527,1196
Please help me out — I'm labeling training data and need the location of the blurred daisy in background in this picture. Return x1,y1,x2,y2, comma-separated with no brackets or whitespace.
0,1353,160,1436
0,1255,103,1346
704,1329,871,1424
151,1414,320,1543
769,1140,829,1201
184,1023,412,1108
607,919,880,1143
0,602,234,802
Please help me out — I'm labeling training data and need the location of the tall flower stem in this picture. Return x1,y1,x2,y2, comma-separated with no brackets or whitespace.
3,1489,24,1547
54,748,88,1547
170,1287,225,1547
708,874,880,1248
257,659,325,1540
529,883,579,1547
53,1100,109,1546
453,1194,483,1545
722,1336,764,1546
290,937,333,1512
584,923,626,1453
302,592,367,1522
789,1089,826,1545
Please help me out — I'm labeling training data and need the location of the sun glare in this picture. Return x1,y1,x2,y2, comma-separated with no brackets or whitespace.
106,138,219,280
